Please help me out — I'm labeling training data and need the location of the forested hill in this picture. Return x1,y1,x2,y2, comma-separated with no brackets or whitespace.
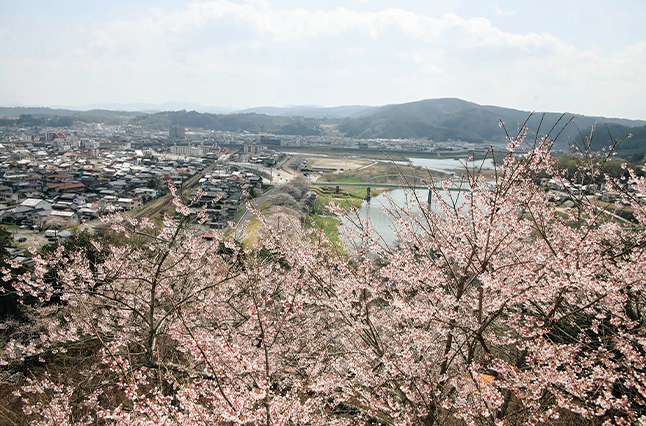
130,111,324,135
0,107,142,126
582,122,646,158
337,98,646,146
2,100,645,153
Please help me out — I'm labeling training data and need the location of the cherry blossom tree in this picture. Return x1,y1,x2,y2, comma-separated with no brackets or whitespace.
306,120,646,425
2,118,645,425
3,187,336,425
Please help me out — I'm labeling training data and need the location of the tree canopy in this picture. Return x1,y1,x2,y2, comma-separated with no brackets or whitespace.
1,126,646,425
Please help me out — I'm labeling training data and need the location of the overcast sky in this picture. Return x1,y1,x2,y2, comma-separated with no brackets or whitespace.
1,0,645,119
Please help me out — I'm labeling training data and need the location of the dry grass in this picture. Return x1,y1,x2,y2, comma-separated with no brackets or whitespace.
318,161,446,183
307,157,373,171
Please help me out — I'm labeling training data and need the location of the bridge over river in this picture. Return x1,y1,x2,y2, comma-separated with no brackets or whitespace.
311,180,471,203
311,180,468,190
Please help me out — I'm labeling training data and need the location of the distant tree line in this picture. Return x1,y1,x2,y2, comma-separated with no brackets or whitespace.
0,114,74,128
584,122,646,157
130,110,322,135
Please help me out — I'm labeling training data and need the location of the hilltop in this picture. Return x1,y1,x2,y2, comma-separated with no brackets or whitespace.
337,98,646,146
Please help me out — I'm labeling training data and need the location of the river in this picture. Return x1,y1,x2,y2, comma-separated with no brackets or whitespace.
342,188,468,246
342,157,488,246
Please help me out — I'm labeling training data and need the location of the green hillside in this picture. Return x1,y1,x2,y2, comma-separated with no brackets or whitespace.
582,122,646,158
130,110,322,135
337,98,646,148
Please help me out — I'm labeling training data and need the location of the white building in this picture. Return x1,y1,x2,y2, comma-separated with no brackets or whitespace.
170,144,204,157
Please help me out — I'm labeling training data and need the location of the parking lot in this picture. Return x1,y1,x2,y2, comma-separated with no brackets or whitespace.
10,228,51,249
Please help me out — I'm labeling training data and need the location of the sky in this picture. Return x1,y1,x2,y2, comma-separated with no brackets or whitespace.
1,0,645,119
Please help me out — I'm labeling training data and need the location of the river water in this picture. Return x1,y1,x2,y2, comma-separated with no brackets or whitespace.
346,188,468,246
340,157,492,246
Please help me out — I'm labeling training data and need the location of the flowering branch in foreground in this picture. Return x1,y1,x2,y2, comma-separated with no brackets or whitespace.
2,121,645,425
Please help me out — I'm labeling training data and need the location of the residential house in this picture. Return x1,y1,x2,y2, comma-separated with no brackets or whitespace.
46,182,85,194
48,210,79,225
117,197,142,211
0,185,16,203
20,198,52,211
132,188,158,201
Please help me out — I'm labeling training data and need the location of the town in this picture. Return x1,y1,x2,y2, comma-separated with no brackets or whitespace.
0,123,292,247
1,118,643,242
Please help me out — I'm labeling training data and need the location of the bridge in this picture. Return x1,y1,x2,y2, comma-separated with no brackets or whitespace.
312,180,470,203
368,174,426,183
311,180,468,190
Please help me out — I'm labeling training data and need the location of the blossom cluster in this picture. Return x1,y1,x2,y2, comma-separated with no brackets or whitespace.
3,126,645,425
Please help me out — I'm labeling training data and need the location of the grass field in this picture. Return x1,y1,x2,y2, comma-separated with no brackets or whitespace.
306,215,344,250
312,186,376,211
306,185,396,251
317,161,445,184
241,217,262,248
308,157,372,171
320,175,364,183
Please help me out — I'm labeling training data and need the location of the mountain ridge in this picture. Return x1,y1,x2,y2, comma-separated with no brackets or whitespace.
3,98,644,126
336,98,646,149
2,99,645,154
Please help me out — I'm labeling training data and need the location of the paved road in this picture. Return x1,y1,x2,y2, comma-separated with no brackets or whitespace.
228,158,301,240
10,228,50,250
229,156,304,240
228,159,295,185
233,185,280,240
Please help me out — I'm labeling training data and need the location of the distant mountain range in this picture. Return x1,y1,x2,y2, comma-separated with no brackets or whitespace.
26,102,377,119
51,102,236,114
0,106,142,119
2,98,645,154
0,102,375,117
235,105,377,119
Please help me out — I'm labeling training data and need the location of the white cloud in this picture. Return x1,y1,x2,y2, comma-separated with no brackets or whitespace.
1,1,645,119
85,2,563,52
493,3,516,17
